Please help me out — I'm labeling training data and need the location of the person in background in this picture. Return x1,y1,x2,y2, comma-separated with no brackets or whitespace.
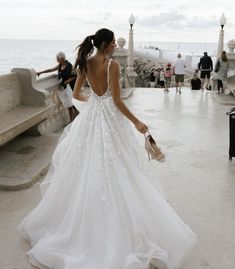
190,72,202,90
173,53,186,94
154,68,160,87
214,50,229,94
149,68,156,87
164,63,173,92
37,51,79,122
198,52,213,91
159,68,165,88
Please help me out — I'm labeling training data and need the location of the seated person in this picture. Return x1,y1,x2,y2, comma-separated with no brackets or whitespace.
190,72,202,90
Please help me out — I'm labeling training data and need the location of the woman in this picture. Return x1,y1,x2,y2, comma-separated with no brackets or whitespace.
190,72,202,90
19,28,196,269
215,51,229,94
37,51,79,122
164,63,173,92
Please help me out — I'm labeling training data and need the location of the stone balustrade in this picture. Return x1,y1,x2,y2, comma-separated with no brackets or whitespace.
0,63,134,147
0,68,69,146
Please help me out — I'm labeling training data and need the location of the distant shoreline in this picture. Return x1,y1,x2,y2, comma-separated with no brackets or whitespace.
0,40,217,75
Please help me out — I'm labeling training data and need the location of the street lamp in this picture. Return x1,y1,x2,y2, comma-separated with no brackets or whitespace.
217,13,226,58
127,13,137,87
127,14,135,70
128,13,135,29
220,13,226,30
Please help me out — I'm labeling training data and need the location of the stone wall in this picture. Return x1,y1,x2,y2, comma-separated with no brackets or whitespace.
0,73,21,114
134,56,194,88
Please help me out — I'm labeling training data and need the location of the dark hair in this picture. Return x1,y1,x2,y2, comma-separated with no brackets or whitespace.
221,50,228,62
74,28,114,72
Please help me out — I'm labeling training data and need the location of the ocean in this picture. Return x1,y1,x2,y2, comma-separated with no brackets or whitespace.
0,39,79,75
0,39,218,75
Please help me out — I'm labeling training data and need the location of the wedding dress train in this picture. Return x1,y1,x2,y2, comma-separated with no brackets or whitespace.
19,59,196,269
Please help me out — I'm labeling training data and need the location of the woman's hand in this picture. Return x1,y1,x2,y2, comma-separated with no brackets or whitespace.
135,120,148,134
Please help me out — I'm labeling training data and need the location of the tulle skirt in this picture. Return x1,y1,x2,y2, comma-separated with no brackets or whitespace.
19,94,196,269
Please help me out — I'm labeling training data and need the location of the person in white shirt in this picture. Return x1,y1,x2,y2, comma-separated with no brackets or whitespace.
173,53,186,94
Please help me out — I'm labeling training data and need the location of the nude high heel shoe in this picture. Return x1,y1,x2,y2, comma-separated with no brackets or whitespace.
145,132,165,162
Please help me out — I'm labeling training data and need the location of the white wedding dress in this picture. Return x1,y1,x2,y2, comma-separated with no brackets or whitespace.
19,59,196,269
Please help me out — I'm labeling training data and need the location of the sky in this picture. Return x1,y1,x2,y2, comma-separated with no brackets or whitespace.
0,0,235,43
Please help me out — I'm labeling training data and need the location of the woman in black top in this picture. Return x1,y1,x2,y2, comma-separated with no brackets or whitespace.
58,59,77,90
190,72,202,90
37,52,79,122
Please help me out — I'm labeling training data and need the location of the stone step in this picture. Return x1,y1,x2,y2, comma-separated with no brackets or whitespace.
0,132,60,190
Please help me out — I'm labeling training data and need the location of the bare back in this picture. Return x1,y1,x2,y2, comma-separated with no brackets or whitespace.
86,57,111,96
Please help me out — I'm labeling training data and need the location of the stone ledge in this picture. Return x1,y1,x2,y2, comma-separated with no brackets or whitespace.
0,165,49,191
0,104,55,146
0,133,60,191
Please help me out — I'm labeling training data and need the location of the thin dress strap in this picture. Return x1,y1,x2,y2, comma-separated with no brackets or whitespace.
107,58,112,89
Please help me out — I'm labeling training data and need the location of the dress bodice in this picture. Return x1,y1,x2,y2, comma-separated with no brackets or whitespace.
86,58,112,100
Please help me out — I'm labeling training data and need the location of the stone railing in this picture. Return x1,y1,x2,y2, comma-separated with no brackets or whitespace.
113,37,137,89
0,68,69,146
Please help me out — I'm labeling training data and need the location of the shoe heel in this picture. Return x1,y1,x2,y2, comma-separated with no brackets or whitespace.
147,151,151,161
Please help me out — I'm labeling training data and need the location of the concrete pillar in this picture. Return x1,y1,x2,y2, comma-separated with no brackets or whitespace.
113,37,128,88
217,29,225,59
227,40,235,69
127,27,134,72
217,14,227,59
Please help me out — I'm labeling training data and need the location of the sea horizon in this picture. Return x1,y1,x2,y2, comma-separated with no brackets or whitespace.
0,39,218,75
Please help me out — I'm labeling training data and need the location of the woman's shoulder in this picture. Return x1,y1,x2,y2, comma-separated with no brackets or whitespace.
109,59,119,72
109,58,118,66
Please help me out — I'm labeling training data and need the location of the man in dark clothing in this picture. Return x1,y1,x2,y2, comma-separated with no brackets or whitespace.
198,52,213,90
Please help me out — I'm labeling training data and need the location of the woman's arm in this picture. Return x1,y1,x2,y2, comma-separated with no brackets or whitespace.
36,65,59,77
73,71,89,101
64,76,76,85
110,60,148,134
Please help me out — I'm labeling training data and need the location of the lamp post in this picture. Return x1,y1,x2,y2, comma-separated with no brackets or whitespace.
127,14,135,72
217,13,227,58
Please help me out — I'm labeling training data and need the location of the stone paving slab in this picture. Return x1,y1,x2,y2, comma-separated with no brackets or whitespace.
0,87,235,269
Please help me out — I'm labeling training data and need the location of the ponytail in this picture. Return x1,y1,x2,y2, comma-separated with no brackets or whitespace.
74,35,94,72
74,29,114,72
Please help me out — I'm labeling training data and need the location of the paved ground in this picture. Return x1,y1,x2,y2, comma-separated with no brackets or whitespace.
0,88,235,269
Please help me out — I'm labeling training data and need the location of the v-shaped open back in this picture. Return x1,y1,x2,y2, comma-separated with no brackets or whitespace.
85,58,112,97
